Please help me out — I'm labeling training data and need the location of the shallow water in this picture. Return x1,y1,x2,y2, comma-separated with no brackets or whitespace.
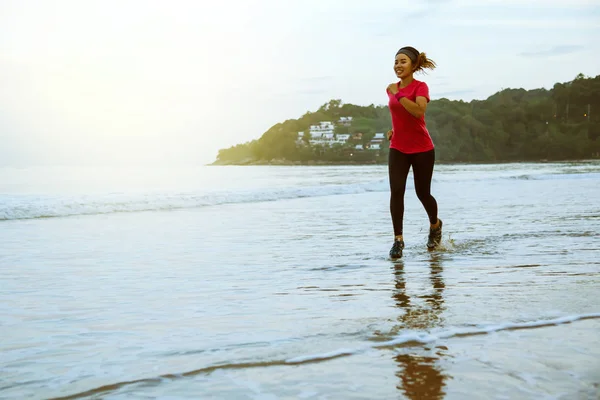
1,162,599,399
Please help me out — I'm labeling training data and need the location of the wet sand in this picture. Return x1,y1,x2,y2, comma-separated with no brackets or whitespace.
1,162,599,399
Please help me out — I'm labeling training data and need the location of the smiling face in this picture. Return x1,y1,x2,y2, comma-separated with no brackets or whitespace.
394,53,414,80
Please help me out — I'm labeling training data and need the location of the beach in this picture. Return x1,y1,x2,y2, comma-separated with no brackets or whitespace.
1,162,599,399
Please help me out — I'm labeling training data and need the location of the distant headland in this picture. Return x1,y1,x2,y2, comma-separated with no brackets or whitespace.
212,74,600,166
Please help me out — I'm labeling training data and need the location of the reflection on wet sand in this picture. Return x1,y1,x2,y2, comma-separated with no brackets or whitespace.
393,254,449,400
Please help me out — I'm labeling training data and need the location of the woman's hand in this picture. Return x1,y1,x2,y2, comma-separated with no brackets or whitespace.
387,129,393,140
387,83,399,94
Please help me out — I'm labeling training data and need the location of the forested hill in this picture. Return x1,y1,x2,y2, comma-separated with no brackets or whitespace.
213,74,600,165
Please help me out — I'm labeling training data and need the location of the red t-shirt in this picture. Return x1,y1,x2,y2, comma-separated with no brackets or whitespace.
387,79,434,154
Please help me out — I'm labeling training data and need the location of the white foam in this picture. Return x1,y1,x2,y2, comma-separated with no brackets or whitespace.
376,313,600,347
3,164,598,221
283,313,600,364
0,180,388,221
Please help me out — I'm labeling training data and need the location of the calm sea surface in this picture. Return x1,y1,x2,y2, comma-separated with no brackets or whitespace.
1,162,599,399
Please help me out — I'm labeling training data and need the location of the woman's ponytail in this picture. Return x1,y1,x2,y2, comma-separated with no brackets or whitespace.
415,52,437,73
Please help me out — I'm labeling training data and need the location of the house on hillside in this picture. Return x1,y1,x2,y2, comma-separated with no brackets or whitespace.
309,121,359,146
301,121,369,147
338,116,353,126
336,134,350,143
310,121,334,136
351,132,363,141
358,132,384,150
310,131,335,146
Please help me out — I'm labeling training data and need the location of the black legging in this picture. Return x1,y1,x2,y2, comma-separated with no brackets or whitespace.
388,148,438,236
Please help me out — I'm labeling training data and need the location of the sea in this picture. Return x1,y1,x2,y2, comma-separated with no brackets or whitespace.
1,161,599,399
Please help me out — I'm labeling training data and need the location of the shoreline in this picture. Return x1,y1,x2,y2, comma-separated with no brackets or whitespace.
207,158,600,166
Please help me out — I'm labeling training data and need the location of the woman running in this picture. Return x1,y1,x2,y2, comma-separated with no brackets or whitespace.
386,46,442,259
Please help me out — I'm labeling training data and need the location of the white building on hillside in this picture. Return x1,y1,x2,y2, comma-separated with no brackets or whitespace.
309,122,336,146
310,121,334,136
338,116,353,126
336,134,350,143
303,121,364,147
368,132,386,149
310,133,335,146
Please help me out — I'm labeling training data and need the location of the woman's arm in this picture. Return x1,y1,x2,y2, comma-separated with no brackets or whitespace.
398,96,428,118
387,82,429,118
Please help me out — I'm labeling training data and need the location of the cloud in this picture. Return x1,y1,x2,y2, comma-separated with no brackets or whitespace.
294,89,329,95
405,0,453,19
519,45,585,57
454,0,594,6
287,76,334,95
435,89,476,98
1,0,597,166
297,76,334,84
448,19,597,28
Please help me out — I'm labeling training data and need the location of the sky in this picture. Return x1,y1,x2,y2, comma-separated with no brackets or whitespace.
1,0,599,166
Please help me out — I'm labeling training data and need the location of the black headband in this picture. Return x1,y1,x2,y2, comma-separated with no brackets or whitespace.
396,47,419,63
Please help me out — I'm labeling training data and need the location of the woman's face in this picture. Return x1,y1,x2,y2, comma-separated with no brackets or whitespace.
394,53,413,79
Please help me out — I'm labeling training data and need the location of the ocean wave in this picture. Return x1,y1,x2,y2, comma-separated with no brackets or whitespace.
0,180,389,221
371,312,600,348
2,167,598,221
48,312,600,400
508,172,599,181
